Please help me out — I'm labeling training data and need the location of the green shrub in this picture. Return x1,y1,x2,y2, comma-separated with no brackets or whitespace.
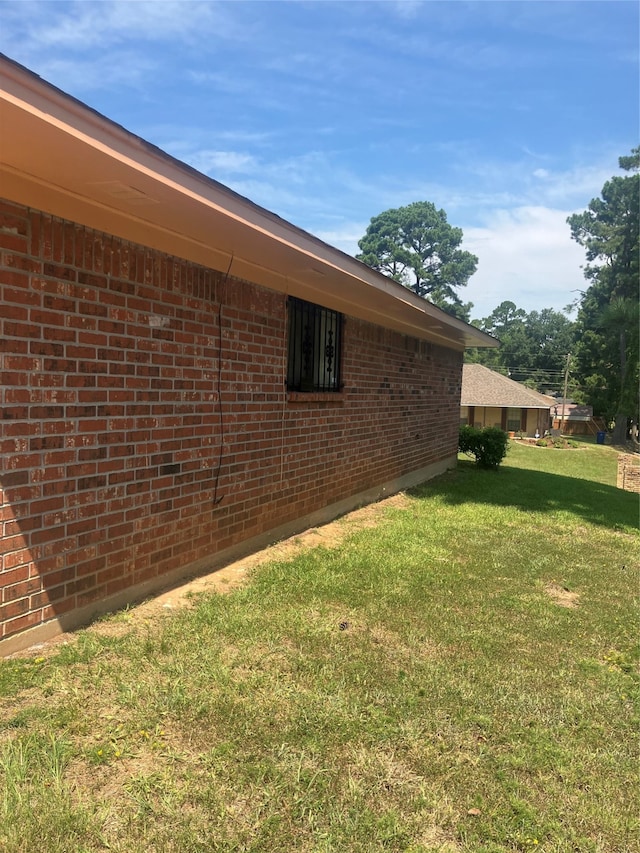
458,424,478,456
536,438,547,447
458,425,509,469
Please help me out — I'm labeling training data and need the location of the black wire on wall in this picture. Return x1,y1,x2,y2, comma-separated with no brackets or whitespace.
212,254,234,506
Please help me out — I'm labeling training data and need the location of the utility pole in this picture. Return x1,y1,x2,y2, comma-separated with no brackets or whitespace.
560,353,571,435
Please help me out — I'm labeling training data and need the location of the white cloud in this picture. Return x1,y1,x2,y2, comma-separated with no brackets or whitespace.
173,146,362,225
134,125,621,324
35,52,157,93
1,0,628,326
210,178,305,217
453,155,620,213
462,206,586,320
186,150,259,176
312,223,368,257
0,0,241,91
10,1,225,50
313,206,589,322
388,0,424,21
525,160,621,208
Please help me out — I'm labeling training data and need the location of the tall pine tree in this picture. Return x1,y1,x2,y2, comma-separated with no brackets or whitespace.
567,148,639,444
356,201,477,320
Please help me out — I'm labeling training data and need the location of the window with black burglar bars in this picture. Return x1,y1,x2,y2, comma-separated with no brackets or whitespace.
287,297,342,392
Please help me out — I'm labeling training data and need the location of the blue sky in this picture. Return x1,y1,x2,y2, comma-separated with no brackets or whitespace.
1,1,638,320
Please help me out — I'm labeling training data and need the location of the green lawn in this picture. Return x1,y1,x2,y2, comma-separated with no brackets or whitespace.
0,442,638,853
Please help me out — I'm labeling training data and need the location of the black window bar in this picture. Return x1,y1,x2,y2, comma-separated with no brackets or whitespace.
287,296,342,392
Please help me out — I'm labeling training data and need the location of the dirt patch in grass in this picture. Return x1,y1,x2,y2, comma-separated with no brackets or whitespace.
13,493,412,659
544,582,580,608
114,492,410,612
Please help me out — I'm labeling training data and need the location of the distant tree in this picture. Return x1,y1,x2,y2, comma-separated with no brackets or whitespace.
478,300,527,336
356,201,478,319
465,300,525,372
465,300,575,394
567,147,639,443
432,297,474,323
518,308,576,390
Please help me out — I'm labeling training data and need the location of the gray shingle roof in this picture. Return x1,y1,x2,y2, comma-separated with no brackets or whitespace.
461,364,554,409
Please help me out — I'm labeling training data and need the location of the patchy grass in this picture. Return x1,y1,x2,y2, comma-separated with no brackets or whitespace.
0,443,638,852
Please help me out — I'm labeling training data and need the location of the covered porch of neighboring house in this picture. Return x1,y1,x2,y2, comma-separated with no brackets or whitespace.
461,405,551,438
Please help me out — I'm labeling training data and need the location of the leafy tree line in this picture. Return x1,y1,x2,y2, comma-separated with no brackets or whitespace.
465,301,577,398
355,148,638,432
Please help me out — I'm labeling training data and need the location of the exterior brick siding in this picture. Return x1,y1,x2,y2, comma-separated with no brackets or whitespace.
1,199,462,646
617,454,640,493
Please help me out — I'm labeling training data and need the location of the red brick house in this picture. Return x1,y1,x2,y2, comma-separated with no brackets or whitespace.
0,57,496,654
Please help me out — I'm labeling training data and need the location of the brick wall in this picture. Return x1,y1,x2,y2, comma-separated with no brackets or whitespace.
1,199,462,647
617,454,640,493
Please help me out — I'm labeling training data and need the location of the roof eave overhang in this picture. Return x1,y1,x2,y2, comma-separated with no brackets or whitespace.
0,56,497,351
461,401,552,409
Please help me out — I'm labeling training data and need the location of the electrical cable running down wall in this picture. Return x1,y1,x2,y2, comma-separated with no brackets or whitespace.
280,280,290,487
212,254,234,506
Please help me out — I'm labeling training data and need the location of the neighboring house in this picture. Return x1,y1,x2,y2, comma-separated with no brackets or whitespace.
0,56,496,654
461,364,553,436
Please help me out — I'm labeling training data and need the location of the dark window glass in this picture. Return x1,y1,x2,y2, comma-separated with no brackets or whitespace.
287,297,342,392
